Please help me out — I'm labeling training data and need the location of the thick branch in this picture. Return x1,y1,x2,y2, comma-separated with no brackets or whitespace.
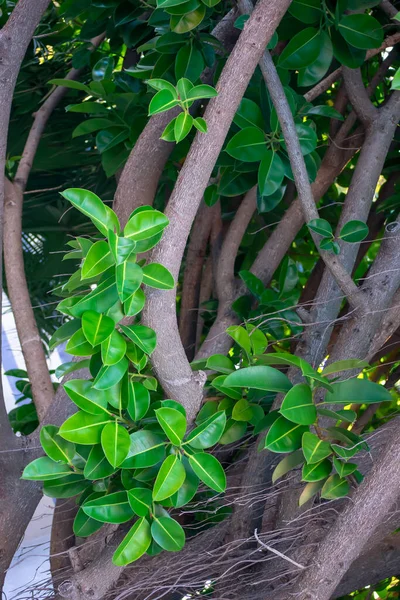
342,67,379,126
142,0,292,423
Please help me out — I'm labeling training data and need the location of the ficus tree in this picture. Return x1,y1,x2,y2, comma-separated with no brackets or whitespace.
1,0,400,599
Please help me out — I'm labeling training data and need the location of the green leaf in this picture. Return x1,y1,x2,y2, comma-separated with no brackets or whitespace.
171,5,206,33
234,98,264,130
155,407,187,445
288,0,321,24
43,475,88,499
151,516,185,551
101,421,131,467
68,277,119,318
186,84,218,102
325,378,392,404
282,124,317,155
81,241,114,280
55,359,91,380
302,432,332,464
124,289,146,316
83,491,134,523
280,383,316,425
185,411,226,448
93,357,129,390
258,150,285,197
265,417,308,453
205,354,235,374
128,488,153,517
317,408,357,423
189,452,226,493
333,457,358,478
84,445,116,479
59,412,112,444
211,374,242,400
67,101,110,115
113,518,152,565
127,382,150,421
232,399,254,422
124,209,169,242
49,79,91,93
74,500,105,537
226,127,267,162
339,220,369,243
391,67,400,91
49,319,81,351
40,425,76,463
65,329,95,357
116,261,143,303
308,218,333,238
120,325,157,355
101,330,127,366
301,105,344,120
272,450,305,483
278,28,321,69
302,458,332,482
174,112,193,143
338,14,383,50
122,431,166,469
82,311,114,346
64,379,110,415
193,117,207,133
22,456,73,481
224,366,292,393
60,188,119,237
219,419,247,444
299,479,325,506
323,359,369,376
332,443,363,460
108,229,136,264
153,455,186,501
226,325,252,355
321,474,350,499
298,31,333,87
142,263,175,289
149,89,179,115
331,28,366,69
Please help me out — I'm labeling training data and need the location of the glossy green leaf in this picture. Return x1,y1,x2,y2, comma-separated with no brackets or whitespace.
299,479,325,506
333,457,358,478
185,411,226,448
43,475,88,499
124,288,146,316
226,127,267,162
226,325,251,354
151,516,185,551
233,98,264,130
120,324,157,355
265,416,308,453
339,220,369,243
93,357,128,390
317,408,357,423
325,378,392,404
101,421,131,467
153,455,186,501
232,399,254,422
272,450,305,483
155,407,187,445
171,462,198,506
281,123,317,155
193,117,207,133
302,432,332,464
127,382,150,421
331,28,366,69
22,456,73,481
108,229,136,264
116,261,143,303
113,517,152,565
298,31,333,86
302,458,332,482
224,366,292,392
40,425,76,463
322,359,369,376
82,310,114,346
205,354,234,374
148,89,179,115
68,277,119,318
60,189,119,237
308,218,332,238
211,374,242,400
128,488,153,517
84,445,116,479
321,474,350,499
83,491,134,523
258,150,285,197
74,498,105,537
188,452,226,493
55,359,91,379
171,5,206,33
288,0,321,24
64,379,110,415
65,329,95,357
174,112,193,142
186,84,218,102
278,28,321,69
101,330,127,366
122,431,166,469
49,319,81,351
338,14,383,50
280,383,316,425
142,263,175,289
219,419,247,444
59,411,112,444
124,209,169,242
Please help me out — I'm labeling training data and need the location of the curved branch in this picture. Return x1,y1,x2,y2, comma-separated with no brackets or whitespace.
342,67,379,126
142,0,292,423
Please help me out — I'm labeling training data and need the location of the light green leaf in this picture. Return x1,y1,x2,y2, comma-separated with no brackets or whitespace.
93,357,129,390
151,516,185,551
127,381,150,421
22,457,73,481
302,458,332,482
124,288,146,316
302,432,332,464
40,425,76,463
321,474,350,499
60,188,119,237
272,450,305,483
122,431,166,469
224,366,292,393
185,411,226,449
188,452,226,493
113,517,152,565
116,261,143,303
153,455,186,501
101,330,127,366
82,310,114,346
64,379,111,415
101,422,131,467
81,241,114,280
142,263,175,289
124,209,169,242
83,491,134,523
148,89,179,115
265,417,308,453
120,324,157,355
325,378,392,404
84,445,116,479
128,488,153,517
280,383,316,425
322,359,369,376
155,407,187,445
59,412,112,444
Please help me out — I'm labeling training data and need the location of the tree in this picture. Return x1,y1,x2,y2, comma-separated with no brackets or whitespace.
1,0,400,599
